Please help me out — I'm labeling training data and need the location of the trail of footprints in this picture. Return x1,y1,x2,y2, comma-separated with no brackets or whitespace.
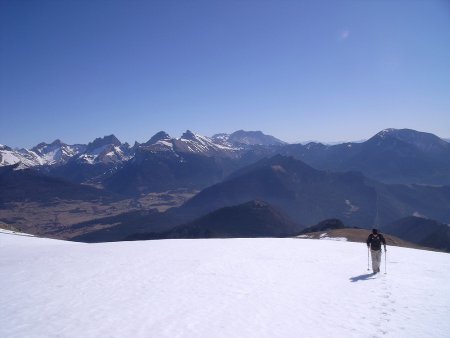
373,276,397,337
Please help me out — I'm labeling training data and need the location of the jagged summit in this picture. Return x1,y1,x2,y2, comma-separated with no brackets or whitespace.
32,139,65,152
171,130,237,156
86,135,121,152
145,131,171,145
77,135,132,165
30,139,84,166
180,130,197,140
2,128,450,186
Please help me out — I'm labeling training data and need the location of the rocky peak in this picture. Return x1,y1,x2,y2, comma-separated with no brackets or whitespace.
146,131,171,145
50,139,64,146
31,139,68,157
180,130,197,140
86,135,121,152
228,130,286,146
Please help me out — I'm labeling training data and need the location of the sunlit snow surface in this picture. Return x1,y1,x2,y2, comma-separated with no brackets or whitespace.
1,231,449,338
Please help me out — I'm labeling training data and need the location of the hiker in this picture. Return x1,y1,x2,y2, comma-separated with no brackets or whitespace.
366,229,387,273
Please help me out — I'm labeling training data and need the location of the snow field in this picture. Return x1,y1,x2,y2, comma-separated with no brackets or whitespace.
1,232,449,338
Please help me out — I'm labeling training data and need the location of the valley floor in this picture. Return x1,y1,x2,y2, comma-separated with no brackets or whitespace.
1,231,449,338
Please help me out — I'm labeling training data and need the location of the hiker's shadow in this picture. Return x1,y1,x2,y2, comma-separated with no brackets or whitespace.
349,273,377,282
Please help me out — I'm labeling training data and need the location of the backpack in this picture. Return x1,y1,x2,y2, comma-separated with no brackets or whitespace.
370,234,382,250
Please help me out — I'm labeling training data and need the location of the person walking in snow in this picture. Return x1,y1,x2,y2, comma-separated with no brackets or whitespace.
366,229,386,273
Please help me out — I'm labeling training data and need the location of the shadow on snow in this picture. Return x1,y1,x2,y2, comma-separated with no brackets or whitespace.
349,273,378,282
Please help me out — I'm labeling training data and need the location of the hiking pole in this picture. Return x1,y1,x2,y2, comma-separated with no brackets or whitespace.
384,248,387,274
367,247,370,271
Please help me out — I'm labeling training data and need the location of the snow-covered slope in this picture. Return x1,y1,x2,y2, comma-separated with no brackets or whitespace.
76,144,131,164
77,135,132,164
0,145,43,168
139,130,239,157
1,232,449,337
173,130,237,156
0,135,131,169
32,140,86,165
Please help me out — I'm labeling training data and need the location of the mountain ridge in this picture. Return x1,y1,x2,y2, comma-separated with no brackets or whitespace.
2,127,450,194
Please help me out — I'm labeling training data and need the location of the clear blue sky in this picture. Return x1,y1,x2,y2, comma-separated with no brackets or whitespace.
1,0,449,147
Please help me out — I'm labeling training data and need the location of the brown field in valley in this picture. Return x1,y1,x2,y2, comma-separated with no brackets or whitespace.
0,190,197,239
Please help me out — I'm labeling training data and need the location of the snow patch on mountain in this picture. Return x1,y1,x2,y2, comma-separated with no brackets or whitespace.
0,147,43,168
32,140,86,165
216,130,286,146
319,235,348,241
77,144,131,164
1,135,132,169
377,128,397,139
345,199,359,214
172,130,238,156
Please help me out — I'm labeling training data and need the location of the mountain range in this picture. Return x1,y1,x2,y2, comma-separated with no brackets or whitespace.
0,130,283,168
67,154,450,246
280,129,450,185
2,128,450,190
1,128,450,247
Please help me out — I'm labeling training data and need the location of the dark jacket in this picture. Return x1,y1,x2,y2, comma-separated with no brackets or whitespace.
366,233,386,251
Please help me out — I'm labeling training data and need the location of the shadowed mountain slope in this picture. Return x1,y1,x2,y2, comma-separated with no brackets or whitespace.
126,200,301,240
0,165,115,205
381,216,450,252
181,155,450,227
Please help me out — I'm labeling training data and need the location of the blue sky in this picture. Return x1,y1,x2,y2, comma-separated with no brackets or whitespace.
1,0,449,147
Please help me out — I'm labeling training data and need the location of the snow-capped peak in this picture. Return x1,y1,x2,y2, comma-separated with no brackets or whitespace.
173,130,237,155
144,131,172,145
86,135,121,153
376,128,397,138
0,147,43,167
29,139,86,166
72,135,133,164
180,130,198,141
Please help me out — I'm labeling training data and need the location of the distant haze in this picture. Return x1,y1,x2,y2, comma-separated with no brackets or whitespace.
1,1,449,148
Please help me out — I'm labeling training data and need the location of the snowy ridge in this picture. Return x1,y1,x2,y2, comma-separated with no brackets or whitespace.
76,144,131,164
142,130,240,157
176,130,237,155
0,130,244,169
0,136,131,168
1,234,449,337
0,146,43,168
32,140,86,166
